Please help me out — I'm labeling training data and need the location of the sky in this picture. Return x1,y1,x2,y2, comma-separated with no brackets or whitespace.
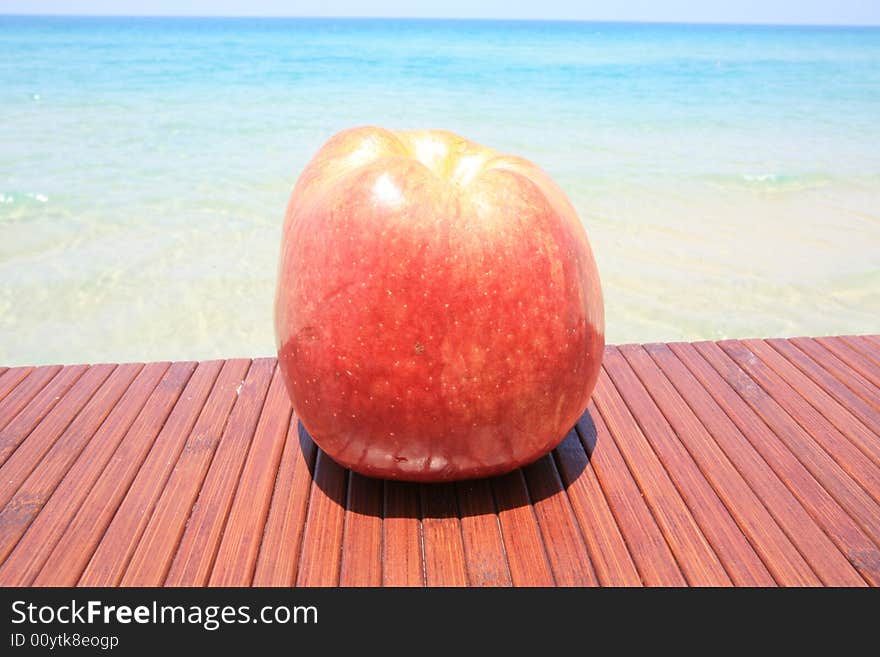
0,1,878,25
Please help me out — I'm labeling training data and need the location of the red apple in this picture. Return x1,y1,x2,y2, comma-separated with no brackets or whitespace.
275,126,604,482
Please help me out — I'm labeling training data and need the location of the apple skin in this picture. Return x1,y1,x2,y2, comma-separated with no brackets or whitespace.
275,126,604,482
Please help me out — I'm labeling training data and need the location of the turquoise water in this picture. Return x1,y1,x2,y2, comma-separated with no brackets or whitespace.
2,16,879,366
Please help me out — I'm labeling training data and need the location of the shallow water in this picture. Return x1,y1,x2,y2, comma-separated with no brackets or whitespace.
1,17,879,366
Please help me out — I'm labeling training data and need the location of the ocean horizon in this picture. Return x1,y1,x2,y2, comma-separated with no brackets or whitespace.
2,15,879,366
5,14,880,26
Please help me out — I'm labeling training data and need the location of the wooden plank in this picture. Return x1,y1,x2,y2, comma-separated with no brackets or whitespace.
24,361,200,587
420,482,468,586
620,344,821,586
690,341,880,567
594,367,731,586
772,338,880,430
580,400,685,586
0,363,141,564
208,365,293,586
119,359,261,586
606,347,777,586
522,454,598,586
0,366,33,405
0,362,176,585
381,480,424,587
338,472,384,586
0,336,874,589
490,469,555,586
594,364,732,586
674,342,880,584
252,419,317,587
0,365,75,457
844,335,880,367
78,359,246,586
0,366,57,434
455,477,511,587
553,426,641,586
162,358,275,586
295,449,348,587
0,364,120,511
790,337,880,414
650,342,866,586
748,339,880,465
719,340,880,504
816,336,880,390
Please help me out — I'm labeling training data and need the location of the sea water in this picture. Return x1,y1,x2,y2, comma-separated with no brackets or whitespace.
1,16,879,366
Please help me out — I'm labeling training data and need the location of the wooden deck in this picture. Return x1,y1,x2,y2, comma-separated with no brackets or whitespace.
0,335,878,587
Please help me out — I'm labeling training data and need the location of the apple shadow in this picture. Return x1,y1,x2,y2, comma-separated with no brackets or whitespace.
297,407,598,520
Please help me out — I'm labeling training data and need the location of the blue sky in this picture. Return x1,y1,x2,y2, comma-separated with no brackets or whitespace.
0,0,878,25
